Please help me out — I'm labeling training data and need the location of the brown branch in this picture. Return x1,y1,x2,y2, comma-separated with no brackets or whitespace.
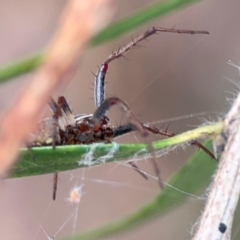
0,0,113,177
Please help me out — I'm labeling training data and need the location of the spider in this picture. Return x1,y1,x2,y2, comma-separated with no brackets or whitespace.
29,27,213,200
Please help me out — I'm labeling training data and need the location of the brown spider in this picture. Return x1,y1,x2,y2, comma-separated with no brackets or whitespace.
29,26,213,200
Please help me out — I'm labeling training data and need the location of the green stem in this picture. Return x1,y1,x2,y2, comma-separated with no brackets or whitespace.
0,52,43,84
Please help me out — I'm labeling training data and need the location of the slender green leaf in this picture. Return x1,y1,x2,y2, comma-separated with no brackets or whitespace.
12,144,146,178
11,122,223,178
0,0,201,83
0,52,43,84
91,0,201,45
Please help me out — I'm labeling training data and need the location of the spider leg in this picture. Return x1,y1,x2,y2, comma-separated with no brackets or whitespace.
142,123,217,161
93,97,147,137
190,140,217,161
49,96,76,129
48,96,76,200
53,172,58,201
93,97,164,188
128,162,148,180
113,123,172,139
92,27,209,189
48,97,59,115
48,97,62,148
94,27,208,107
111,123,149,180
95,64,108,108
57,96,76,126
113,123,136,138
47,98,62,200
103,27,209,65
112,121,216,186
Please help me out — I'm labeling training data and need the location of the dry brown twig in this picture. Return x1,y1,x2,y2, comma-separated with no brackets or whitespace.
0,0,113,177
193,90,240,239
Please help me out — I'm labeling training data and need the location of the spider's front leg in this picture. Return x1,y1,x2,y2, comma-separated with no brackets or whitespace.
93,26,211,137
94,26,209,109
92,27,210,187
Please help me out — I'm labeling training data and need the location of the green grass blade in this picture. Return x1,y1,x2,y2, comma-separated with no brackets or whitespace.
0,52,43,84
0,0,201,83
11,144,147,178
11,122,222,178
62,139,217,240
91,0,201,45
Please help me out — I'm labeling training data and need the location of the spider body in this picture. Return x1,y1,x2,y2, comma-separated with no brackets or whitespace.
59,115,113,145
29,97,136,147
29,115,113,145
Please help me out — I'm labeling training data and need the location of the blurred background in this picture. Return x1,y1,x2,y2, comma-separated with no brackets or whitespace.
0,0,240,239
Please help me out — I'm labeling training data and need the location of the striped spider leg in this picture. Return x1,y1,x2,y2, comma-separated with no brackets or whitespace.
94,26,213,187
95,26,209,107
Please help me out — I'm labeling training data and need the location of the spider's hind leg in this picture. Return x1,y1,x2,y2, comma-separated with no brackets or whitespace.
142,123,217,161
111,123,148,179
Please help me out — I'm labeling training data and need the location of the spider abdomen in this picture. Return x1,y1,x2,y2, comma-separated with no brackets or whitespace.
58,115,114,144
